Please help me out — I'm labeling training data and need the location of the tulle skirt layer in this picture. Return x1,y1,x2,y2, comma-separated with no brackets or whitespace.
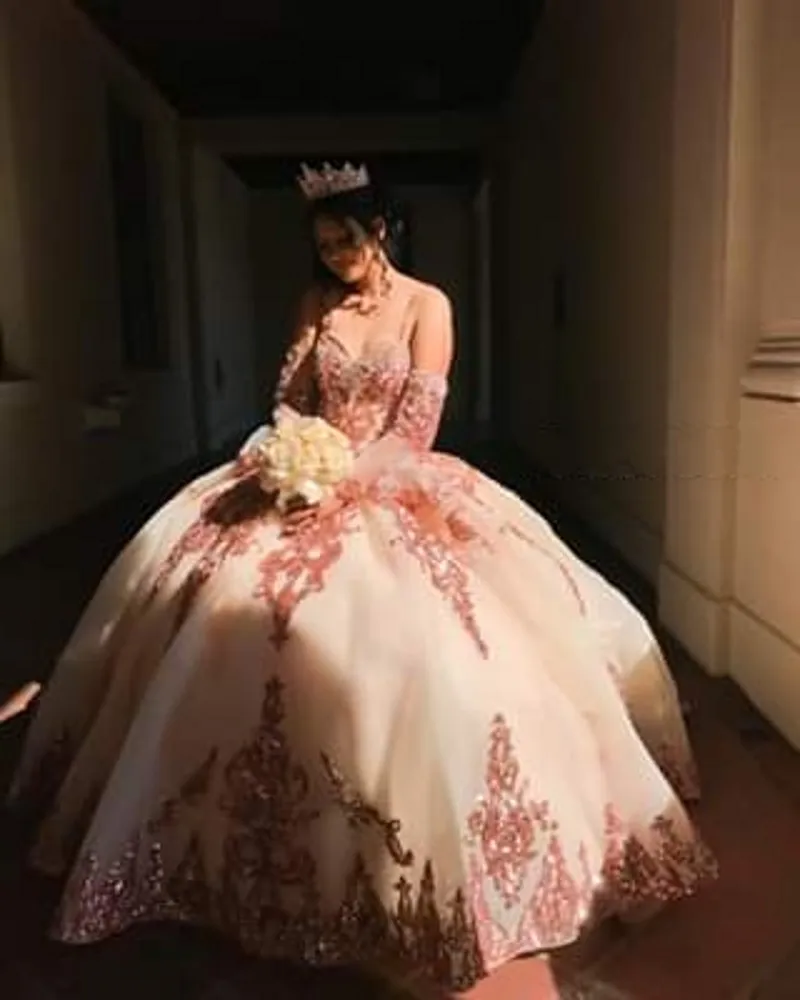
10,449,716,991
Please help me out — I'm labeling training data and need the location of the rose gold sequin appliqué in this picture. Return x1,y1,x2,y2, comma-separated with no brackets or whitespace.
601,804,718,909
150,475,269,593
54,676,487,991
464,715,592,959
390,368,448,451
27,319,720,992
317,336,412,452
466,715,546,908
385,484,488,657
502,522,587,616
254,499,361,648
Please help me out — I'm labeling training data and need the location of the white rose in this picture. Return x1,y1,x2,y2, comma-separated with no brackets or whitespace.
294,478,326,507
257,434,298,490
255,414,354,511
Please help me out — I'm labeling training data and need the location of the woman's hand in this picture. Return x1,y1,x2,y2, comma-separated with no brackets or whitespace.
280,493,343,536
279,479,365,537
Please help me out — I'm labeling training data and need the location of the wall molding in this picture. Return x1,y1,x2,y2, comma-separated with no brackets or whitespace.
741,323,800,401
658,562,729,676
730,602,800,751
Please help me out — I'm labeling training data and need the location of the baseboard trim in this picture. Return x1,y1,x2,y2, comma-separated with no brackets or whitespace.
729,602,800,751
658,563,728,676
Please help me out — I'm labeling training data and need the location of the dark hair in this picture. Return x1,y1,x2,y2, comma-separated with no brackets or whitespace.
306,173,409,287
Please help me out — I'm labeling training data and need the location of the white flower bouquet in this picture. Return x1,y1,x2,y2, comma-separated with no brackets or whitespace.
255,410,354,513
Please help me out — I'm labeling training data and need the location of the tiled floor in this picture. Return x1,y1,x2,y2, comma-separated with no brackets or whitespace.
1,446,800,999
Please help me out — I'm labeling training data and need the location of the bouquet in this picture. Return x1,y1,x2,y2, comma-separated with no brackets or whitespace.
255,410,354,513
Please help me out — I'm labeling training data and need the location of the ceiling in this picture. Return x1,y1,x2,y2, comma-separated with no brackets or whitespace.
75,0,543,117
227,150,483,190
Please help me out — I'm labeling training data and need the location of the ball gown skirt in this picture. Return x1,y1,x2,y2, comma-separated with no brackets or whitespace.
8,330,717,992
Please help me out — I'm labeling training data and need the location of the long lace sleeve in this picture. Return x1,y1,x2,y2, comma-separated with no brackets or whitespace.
387,368,448,450
273,332,316,414
272,290,321,416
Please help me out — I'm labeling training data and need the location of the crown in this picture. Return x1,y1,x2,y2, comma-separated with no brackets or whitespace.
297,161,370,201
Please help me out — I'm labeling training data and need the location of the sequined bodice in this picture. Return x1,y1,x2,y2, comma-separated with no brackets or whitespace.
315,332,413,453
274,325,448,453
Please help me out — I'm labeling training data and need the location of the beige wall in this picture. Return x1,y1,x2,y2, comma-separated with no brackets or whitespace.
0,0,262,556
727,0,800,745
659,0,760,671
661,0,800,749
500,0,677,581
0,0,197,554
502,0,800,746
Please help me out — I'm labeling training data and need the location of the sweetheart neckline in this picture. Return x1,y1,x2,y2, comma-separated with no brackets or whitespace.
316,330,450,392
318,329,407,367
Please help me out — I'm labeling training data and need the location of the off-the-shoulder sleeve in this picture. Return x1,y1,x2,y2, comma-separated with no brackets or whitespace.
344,368,449,489
387,367,449,451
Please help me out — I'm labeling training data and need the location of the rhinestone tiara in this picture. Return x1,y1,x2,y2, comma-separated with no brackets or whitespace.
297,161,370,201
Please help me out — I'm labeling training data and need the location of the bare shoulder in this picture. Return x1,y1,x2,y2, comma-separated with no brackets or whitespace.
400,276,452,323
405,275,451,306
401,277,455,373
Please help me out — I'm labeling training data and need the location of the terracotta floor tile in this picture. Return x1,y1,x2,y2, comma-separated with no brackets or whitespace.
463,957,560,999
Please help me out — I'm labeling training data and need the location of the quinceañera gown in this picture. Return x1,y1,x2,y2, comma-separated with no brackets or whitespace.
10,320,716,991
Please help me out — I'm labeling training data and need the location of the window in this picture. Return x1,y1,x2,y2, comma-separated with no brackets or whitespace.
106,93,167,370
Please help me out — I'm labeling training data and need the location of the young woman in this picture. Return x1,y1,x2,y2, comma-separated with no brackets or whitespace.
9,162,715,994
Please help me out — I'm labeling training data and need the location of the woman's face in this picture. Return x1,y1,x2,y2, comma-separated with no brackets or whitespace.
313,215,382,284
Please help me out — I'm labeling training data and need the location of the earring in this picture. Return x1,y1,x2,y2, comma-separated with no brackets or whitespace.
377,248,391,298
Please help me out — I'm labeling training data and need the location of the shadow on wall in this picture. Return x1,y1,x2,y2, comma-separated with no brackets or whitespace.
497,0,675,582
0,0,259,555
